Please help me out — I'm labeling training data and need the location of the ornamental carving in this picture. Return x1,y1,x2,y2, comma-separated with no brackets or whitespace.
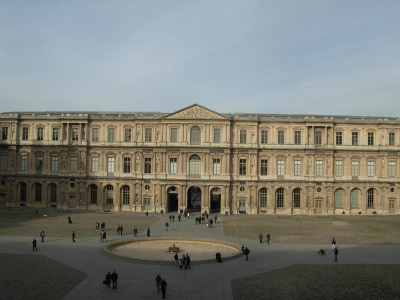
167,105,224,119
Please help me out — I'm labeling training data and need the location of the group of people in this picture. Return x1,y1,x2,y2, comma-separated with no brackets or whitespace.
258,233,271,244
155,275,167,299
173,253,191,269
318,238,339,262
103,271,118,290
117,224,124,235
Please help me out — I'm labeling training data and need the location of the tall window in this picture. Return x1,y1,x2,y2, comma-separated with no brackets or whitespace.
92,128,99,142
0,154,7,170
294,160,301,176
2,127,8,140
276,188,284,208
351,161,359,176
240,130,247,144
294,131,301,145
108,128,115,142
145,128,152,142
335,160,343,177
35,183,42,202
277,160,285,176
239,159,246,175
261,130,268,144
36,155,43,171
259,188,267,207
336,132,343,145
389,132,395,146
124,157,131,173
50,183,57,203
52,128,59,141
91,156,98,173
37,127,44,141
190,126,201,145
51,156,58,172
214,128,220,143
367,189,374,208
170,128,177,143
367,161,374,177
107,157,115,173
189,154,201,175
368,132,374,146
278,130,285,144
70,156,77,172
144,157,152,173
389,161,395,177
124,128,132,142
260,159,268,175
21,155,28,171
335,189,343,208
213,158,220,175
22,127,29,140
90,185,97,204
122,186,130,205
72,128,79,141
315,131,322,145
170,158,177,174
20,182,26,201
293,188,301,208
106,185,113,204
316,160,323,176
351,189,359,208
352,132,358,145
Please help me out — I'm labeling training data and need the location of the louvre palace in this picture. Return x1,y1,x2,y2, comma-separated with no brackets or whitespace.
0,104,399,215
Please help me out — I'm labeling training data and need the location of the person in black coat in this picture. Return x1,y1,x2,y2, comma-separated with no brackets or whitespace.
111,270,118,289
161,279,167,299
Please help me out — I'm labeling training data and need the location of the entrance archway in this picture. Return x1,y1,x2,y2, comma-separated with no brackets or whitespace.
210,187,221,212
187,186,201,211
167,186,178,212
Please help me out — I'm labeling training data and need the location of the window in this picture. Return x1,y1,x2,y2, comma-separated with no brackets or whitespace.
72,128,79,141
213,158,220,175
92,128,99,142
336,132,342,145
189,154,200,175
278,130,285,144
259,188,267,207
145,128,152,142
240,130,247,144
35,183,42,202
20,182,26,201
389,132,395,146
351,189,359,208
22,127,29,140
124,128,132,142
90,185,97,204
335,160,343,177
190,126,201,145
0,154,7,170
122,186,130,205
294,160,301,176
294,131,301,145
21,155,28,171
170,128,177,143
389,161,395,177
261,130,268,144
368,132,374,146
52,128,59,141
260,159,268,175
70,156,77,172
335,189,343,208
144,157,151,174
277,160,284,176
107,157,115,173
293,188,301,208
352,132,358,145
239,159,246,175
315,131,322,145
214,129,220,143
124,157,131,173
108,128,115,142
316,160,323,176
51,156,58,172
351,161,359,177
367,161,374,177
106,185,113,204
170,158,177,174
91,156,98,173
276,188,284,208
367,189,374,208
50,183,57,203
36,155,43,171
2,127,8,140
37,127,43,141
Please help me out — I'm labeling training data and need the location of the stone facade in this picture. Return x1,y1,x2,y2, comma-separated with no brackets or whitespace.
0,104,399,214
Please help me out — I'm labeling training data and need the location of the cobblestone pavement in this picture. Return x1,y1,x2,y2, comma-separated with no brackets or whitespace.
1,209,400,300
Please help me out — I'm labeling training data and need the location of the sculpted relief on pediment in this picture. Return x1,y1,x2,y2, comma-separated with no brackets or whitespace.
166,105,225,120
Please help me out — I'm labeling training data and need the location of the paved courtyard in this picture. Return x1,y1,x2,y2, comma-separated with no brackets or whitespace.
0,208,400,299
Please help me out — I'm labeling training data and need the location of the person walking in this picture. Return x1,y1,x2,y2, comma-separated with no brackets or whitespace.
155,274,162,294
266,233,271,245
99,230,104,242
331,238,336,251
244,247,250,260
105,272,111,289
259,232,263,244
103,231,108,242
147,227,151,237
44,213,47,220
165,222,169,231
120,225,123,236
133,226,138,237
111,270,118,289
178,214,181,222
185,254,191,270
68,216,72,224
334,248,339,262
72,231,76,243
40,231,45,242
174,253,179,267
161,278,167,299
32,238,38,251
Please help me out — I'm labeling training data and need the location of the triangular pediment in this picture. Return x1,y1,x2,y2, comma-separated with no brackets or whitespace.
165,104,227,120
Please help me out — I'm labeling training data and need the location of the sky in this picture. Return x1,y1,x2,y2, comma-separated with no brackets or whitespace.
1,0,399,117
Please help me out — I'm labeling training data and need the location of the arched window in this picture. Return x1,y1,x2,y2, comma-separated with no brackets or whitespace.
189,154,201,175
351,189,359,208
20,182,26,201
367,189,374,208
276,188,284,208
335,189,344,208
106,185,113,204
259,188,267,208
293,188,301,208
122,185,130,205
35,183,42,202
90,185,97,204
50,183,57,203
190,126,201,145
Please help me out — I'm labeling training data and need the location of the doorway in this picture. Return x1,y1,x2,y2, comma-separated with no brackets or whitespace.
167,186,178,212
187,186,201,211
210,187,221,212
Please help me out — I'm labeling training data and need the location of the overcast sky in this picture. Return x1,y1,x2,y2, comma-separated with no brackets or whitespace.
1,1,399,116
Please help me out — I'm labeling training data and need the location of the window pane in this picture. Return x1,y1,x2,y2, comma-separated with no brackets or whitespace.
214,129,220,143
108,128,115,142
107,157,115,172
51,156,58,172
170,158,177,174
294,160,301,176
124,157,131,173
335,161,342,177
239,159,246,175
145,128,152,142
240,130,246,144
92,128,99,142
277,160,284,176
213,158,220,175
260,159,268,175
70,156,77,172
294,131,301,145
261,130,268,144
52,128,59,140
171,128,177,143
91,157,98,173
336,132,342,145
125,128,132,142
278,131,284,144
